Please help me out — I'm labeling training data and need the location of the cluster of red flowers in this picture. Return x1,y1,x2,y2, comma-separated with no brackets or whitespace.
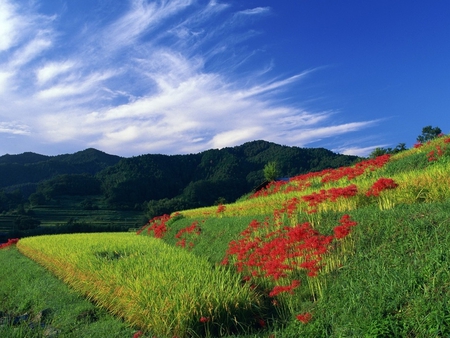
175,221,201,249
296,312,312,324
416,136,450,162
145,214,171,239
222,214,358,297
333,214,358,239
199,316,210,323
269,279,301,297
132,331,143,338
216,204,226,215
249,155,391,199
321,154,391,183
301,184,358,213
0,238,19,249
427,141,449,162
365,178,398,197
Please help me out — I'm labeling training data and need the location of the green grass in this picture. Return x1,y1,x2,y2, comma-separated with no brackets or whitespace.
0,247,136,338
2,134,450,337
17,233,267,337
30,195,145,228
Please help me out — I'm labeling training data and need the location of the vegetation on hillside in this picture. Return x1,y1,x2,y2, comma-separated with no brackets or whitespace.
0,141,359,241
133,132,450,336
4,131,449,337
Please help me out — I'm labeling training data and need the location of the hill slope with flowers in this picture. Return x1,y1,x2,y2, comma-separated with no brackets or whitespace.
136,134,450,337
4,134,450,337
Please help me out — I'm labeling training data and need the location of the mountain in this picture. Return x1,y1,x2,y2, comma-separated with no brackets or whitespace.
97,140,360,212
0,152,50,165
0,148,122,191
0,141,360,216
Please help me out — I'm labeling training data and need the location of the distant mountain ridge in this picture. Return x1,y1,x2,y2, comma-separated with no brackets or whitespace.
0,148,122,190
0,141,360,216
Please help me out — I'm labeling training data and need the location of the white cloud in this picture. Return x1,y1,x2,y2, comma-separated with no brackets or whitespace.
285,121,379,145
104,0,192,50
0,0,22,51
9,35,52,68
36,71,117,99
0,71,12,93
36,60,76,85
0,121,30,135
237,7,271,16
210,127,263,149
0,0,380,156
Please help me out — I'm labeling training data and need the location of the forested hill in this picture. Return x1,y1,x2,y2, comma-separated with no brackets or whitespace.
0,148,122,190
0,141,360,217
93,140,359,213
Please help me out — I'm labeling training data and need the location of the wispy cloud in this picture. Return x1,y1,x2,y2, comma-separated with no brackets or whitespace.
0,121,30,135
0,0,378,156
236,7,271,16
36,60,76,85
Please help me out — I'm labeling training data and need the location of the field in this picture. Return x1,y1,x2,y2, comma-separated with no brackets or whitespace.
2,135,450,337
0,195,145,241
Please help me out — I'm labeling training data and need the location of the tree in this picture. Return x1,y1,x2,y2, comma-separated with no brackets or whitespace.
14,215,40,230
369,147,389,158
417,125,442,143
369,143,407,158
263,161,279,182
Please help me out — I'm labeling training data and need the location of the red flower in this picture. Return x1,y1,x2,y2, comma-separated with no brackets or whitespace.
199,316,210,323
132,331,143,338
216,204,226,214
366,178,398,197
0,238,19,249
296,312,312,324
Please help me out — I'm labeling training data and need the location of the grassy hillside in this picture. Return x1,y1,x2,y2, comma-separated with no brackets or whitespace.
3,135,450,337
135,134,450,336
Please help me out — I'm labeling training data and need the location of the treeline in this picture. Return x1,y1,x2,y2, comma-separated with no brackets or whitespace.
0,140,360,218
97,141,360,216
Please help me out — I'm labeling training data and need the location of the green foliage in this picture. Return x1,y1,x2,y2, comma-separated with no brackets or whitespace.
0,247,134,337
417,125,442,143
28,192,46,206
14,215,40,230
98,141,359,211
36,174,101,199
0,142,360,216
369,143,407,158
263,161,279,182
0,189,23,213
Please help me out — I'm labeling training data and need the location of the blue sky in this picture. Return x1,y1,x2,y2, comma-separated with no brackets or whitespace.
0,0,449,157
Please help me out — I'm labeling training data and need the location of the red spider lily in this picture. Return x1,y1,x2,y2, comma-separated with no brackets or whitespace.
427,150,437,162
145,214,171,238
175,238,186,248
301,184,358,211
0,238,19,249
269,279,301,297
414,142,423,148
223,218,334,280
175,221,202,249
321,155,391,183
132,331,143,338
257,318,266,328
334,214,357,239
296,312,312,324
249,155,391,199
366,178,398,197
175,221,200,238
199,316,210,323
216,204,226,214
